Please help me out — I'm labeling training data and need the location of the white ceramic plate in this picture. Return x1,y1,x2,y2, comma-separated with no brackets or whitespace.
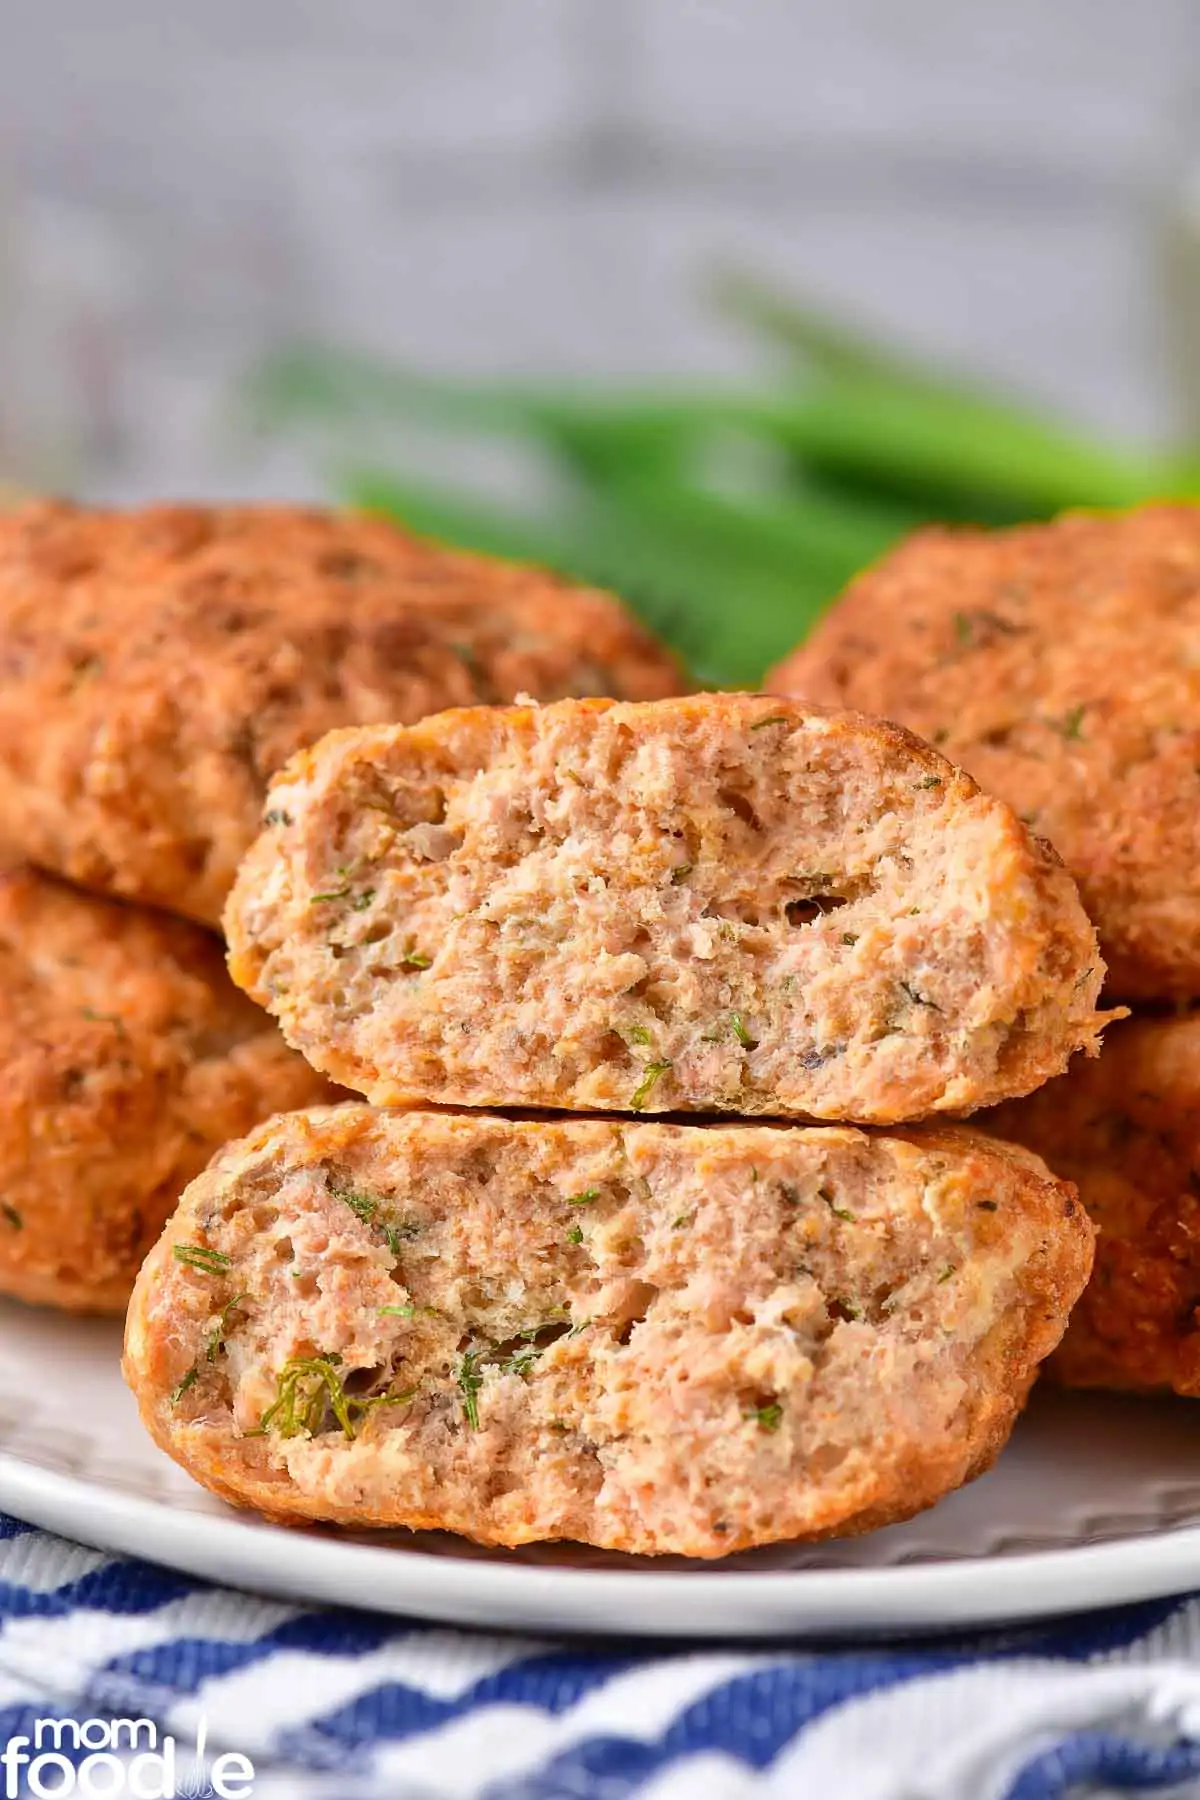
4,1297,1200,1640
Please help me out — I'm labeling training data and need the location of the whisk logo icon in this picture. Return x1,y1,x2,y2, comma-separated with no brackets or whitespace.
0,1714,255,1796
176,1718,255,1799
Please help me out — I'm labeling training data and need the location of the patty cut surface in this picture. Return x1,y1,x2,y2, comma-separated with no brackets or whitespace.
124,1106,1090,1556
0,500,682,925
226,694,1112,1123
986,1011,1200,1397
770,505,1200,999
0,866,337,1314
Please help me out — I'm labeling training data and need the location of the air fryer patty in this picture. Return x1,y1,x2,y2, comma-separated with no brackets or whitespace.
225,694,1112,1122
124,1106,1091,1556
0,865,336,1313
771,505,1200,999
0,500,682,925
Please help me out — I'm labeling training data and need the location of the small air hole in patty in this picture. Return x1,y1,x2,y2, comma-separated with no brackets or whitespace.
718,788,763,832
786,894,849,927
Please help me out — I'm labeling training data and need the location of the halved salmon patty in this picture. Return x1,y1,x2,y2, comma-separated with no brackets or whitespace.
124,1106,1092,1557
225,695,1112,1122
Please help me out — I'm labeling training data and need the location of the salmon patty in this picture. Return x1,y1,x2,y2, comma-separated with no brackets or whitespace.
986,1010,1200,1397
225,694,1111,1123
124,1106,1090,1556
771,506,1200,999
0,500,682,926
0,866,337,1314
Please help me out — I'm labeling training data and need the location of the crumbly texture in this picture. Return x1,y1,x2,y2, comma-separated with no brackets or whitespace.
0,501,682,925
770,506,1200,1000
0,866,337,1314
986,1010,1200,1397
226,694,1111,1124
123,1106,1090,1557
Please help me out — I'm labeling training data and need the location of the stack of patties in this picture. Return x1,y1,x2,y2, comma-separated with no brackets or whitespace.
126,693,1110,1556
772,503,1200,1401
0,499,682,1312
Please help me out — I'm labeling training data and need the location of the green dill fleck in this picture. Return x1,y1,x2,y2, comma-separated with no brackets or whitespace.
749,714,788,731
310,885,352,905
953,611,974,646
1,1203,21,1231
253,1352,413,1441
547,1418,570,1434
918,775,942,789
730,1012,756,1049
670,863,694,884
566,1187,600,1207
331,1180,378,1224
1058,703,1086,741
1074,965,1095,990
206,1292,246,1362
833,1298,863,1321
82,1006,125,1032
566,1224,584,1245
496,1325,562,1380
382,1219,422,1256
400,944,432,970
563,768,586,786
630,1060,671,1111
623,1023,653,1046
750,1167,759,1183
977,1199,999,1212
170,1366,200,1406
173,1244,232,1276
841,932,859,946
819,1187,856,1223
350,888,376,912
671,1212,695,1230
263,808,293,827
457,1350,484,1431
937,1265,955,1284
899,980,939,1010
378,1302,416,1318
745,1401,783,1432
330,1175,419,1257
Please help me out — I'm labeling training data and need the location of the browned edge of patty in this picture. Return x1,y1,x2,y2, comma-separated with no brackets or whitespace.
984,1007,1200,1397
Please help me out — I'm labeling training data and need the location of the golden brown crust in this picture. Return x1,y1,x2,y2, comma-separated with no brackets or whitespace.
124,1107,1092,1557
225,692,1112,1123
0,866,337,1313
770,506,1200,999
986,1010,1200,1396
0,501,682,925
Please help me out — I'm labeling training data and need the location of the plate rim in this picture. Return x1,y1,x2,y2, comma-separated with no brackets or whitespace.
4,1447,1200,1640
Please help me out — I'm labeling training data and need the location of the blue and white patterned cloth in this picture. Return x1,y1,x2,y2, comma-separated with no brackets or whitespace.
5,1512,1200,1799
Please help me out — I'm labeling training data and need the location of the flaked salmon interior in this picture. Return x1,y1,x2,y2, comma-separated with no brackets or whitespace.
226,696,1112,1122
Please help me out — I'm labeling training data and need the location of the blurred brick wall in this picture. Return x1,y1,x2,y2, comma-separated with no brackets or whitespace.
0,0,1194,497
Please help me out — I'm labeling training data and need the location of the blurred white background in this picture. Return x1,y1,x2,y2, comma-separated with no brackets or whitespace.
0,0,1196,498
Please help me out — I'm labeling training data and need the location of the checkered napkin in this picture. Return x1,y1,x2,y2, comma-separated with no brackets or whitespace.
5,1513,1200,1799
